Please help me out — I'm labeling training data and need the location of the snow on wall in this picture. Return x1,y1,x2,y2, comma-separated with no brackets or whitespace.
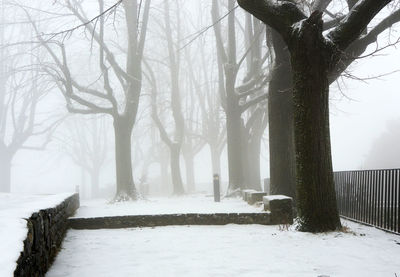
0,193,79,277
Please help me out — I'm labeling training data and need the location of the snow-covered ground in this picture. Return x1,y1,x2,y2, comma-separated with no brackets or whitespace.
0,193,73,277
47,220,400,277
74,194,263,218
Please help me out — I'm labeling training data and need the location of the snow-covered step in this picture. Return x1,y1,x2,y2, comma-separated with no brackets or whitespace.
263,195,293,224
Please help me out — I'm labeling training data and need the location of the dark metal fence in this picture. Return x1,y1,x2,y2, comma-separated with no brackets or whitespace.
334,169,400,234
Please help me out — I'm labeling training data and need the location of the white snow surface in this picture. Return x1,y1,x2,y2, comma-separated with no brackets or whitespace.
74,194,264,218
47,220,400,277
264,195,292,201
0,193,74,277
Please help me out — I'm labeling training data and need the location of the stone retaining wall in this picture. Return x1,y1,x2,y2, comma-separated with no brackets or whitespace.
69,213,272,230
14,194,80,277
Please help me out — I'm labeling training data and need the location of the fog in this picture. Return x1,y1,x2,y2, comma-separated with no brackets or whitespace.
1,0,400,199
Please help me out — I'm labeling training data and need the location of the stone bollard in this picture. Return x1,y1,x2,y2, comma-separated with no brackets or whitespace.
247,192,268,205
263,195,293,225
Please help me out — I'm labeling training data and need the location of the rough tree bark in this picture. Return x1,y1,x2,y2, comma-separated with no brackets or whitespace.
268,29,296,199
289,12,340,231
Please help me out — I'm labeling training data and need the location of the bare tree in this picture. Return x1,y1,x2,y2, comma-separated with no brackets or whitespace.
238,0,400,232
0,11,61,192
29,0,151,201
57,115,109,198
212,0,268,192
186,42,226,183
181,89,205,192
145,0,186,195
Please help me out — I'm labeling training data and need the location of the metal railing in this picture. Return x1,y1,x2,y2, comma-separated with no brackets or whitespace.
334,169,400,234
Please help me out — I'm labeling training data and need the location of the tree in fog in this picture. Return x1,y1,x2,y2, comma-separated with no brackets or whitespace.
185,37,226,181
264,0,400,202
30,0,151,201
145,0,186,195
238,0,400,231
181,87,205,193
212,0,268,192
0,14,61,192
57,116,109,198
364,118,400,169
241,13,269,191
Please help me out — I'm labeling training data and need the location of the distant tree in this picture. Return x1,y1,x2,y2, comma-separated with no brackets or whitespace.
181,87,206,192
0,14,61,192
186,42,226,182
144,0,186,195
212,0,269,192
364,118,400,169
57,116,109,198
29,0,152,201
145,57,185,195
238,0,400,232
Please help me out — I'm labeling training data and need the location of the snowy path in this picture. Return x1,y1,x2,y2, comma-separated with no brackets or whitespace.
47,220,400,277
74,195,264,218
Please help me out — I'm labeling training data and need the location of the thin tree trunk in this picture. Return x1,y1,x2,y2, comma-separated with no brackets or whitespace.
246,131,263,191
170,143,184,195
268,30,296,199
183,153,195,193
113,117,137,201
0,153,11,193
290,15,341,232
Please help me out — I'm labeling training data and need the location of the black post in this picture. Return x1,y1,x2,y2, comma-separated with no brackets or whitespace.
213,174,220,202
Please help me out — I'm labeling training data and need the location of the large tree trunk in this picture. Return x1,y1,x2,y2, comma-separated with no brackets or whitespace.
170,143,184,195
242,108,267,191
226,103,244,191
246,129,264,191
268,30,296,199
113,117,137,201
289,14,341,232
0,153,11,193
183,152,195,193
225,0,245,192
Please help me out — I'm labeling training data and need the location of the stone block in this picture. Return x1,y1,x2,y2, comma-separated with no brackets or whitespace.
242,190,257,201
247,192,268,205
263,195,293,224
